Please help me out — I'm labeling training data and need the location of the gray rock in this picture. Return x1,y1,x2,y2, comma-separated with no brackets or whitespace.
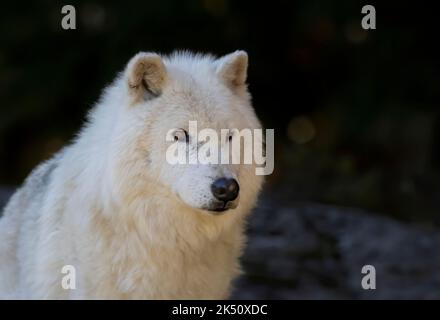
232,194,440,299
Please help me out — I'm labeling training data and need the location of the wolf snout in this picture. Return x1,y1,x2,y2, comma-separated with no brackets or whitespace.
211,178,239,202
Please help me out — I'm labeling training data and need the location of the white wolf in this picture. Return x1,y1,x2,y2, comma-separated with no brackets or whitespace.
0,51,264,299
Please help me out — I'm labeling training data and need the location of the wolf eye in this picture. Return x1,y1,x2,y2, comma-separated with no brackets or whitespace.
173,129,188,143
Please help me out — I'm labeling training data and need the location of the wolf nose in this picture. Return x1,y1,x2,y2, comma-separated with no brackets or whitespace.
211,178,240,202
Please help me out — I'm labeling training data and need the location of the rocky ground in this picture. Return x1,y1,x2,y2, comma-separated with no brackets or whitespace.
1,186,439,299
232,190,440,299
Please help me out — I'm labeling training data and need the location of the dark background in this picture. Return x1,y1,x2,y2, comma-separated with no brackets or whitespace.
1,1,439,299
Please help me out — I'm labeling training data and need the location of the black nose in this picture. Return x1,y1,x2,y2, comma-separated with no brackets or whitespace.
211,178,240,202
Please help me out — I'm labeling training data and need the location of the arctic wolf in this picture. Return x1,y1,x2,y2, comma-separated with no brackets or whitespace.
0,51,264,299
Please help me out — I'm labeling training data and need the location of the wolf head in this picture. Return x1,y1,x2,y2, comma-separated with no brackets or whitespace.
92,51,264,216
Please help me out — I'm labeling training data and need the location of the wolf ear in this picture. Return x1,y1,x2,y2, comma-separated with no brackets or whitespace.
216,51,248,90
125,52,167,104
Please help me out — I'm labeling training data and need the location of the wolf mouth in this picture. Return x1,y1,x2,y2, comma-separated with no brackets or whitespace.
211,206,229,212
205,200,238,213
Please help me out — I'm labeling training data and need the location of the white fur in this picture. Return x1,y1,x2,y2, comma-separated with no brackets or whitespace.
0,51,264,299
